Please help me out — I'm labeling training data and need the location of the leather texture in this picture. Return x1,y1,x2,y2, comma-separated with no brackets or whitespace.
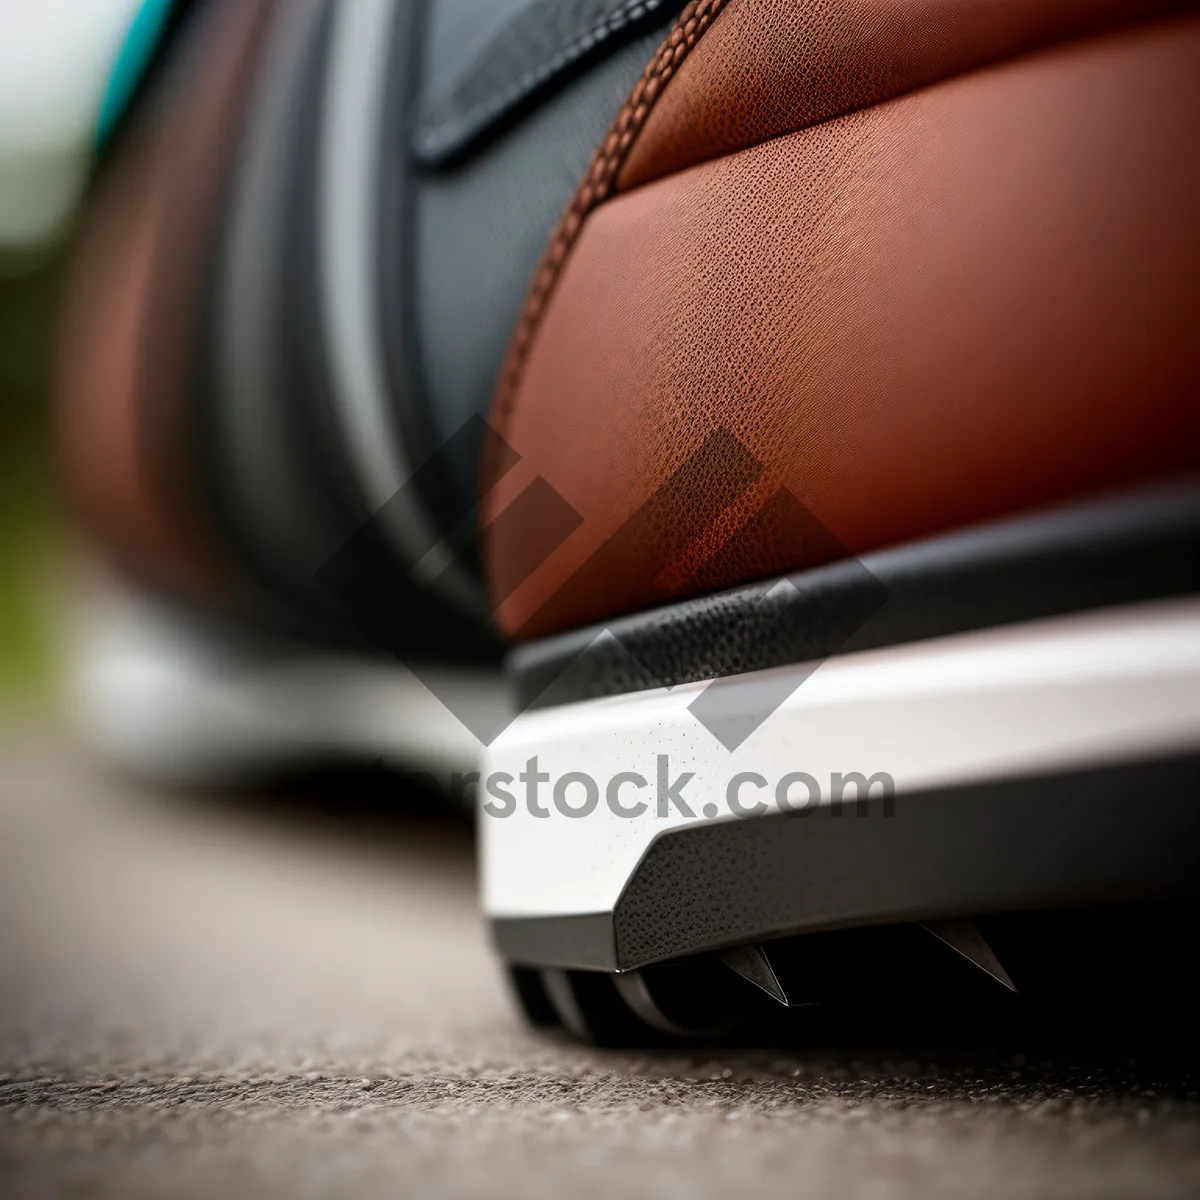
56,0,274,603
617,0,1196,190
483,7,1200,639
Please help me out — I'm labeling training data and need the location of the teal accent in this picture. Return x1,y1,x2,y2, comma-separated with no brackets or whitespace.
96,0,177,146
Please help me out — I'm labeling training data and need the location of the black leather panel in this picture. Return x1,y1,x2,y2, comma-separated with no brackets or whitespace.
414,0,682,163
509,484,1200,709
369,0,679,572
377,0,465,572
409,19,673,522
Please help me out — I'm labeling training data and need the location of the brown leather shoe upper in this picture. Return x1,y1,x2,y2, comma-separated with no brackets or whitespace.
483,0,1200,640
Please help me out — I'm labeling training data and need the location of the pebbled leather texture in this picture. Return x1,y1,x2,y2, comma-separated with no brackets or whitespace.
483,7,1200,639
617,0,1197,190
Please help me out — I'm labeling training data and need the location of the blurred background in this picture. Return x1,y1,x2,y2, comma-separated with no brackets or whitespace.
0,255,60,718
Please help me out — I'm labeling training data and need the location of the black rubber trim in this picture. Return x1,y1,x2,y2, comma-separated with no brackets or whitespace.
492,752,1200,972
508,483,1200,710
413,0,683,165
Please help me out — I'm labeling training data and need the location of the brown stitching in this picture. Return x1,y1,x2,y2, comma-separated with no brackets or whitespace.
483,0,732,496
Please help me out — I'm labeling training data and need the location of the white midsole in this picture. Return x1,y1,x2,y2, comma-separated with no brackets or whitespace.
482,597,1200,919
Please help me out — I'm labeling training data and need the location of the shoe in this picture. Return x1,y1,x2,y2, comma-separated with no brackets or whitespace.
51,0,1200,1040
478,0,1200,1043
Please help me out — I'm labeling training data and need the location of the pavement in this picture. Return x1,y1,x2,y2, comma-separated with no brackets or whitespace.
2,740,1199,1200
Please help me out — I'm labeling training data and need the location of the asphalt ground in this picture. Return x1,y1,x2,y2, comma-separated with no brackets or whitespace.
3,740,1199,1200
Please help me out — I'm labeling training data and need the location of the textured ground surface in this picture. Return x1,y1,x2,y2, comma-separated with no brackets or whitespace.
3,741,1199,1200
